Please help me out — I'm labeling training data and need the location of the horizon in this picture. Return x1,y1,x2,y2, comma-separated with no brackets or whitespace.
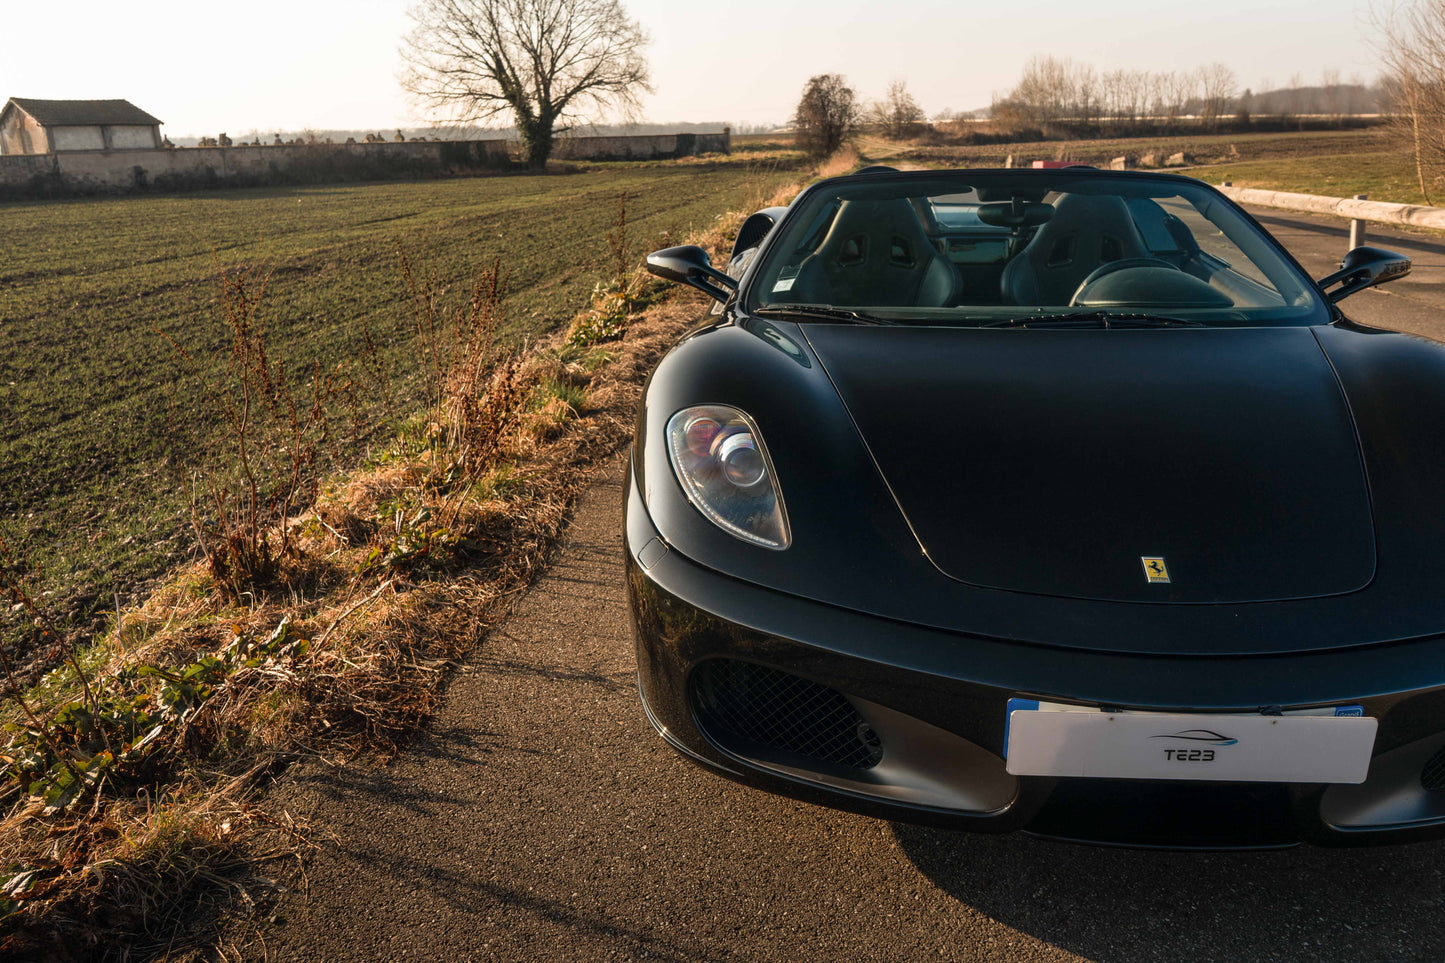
3,0,1383,138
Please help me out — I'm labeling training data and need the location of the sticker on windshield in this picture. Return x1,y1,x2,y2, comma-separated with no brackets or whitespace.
773,278,795,293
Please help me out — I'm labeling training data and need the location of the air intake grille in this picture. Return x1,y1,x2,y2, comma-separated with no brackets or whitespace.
692,660,882,771
1421,745,1445,791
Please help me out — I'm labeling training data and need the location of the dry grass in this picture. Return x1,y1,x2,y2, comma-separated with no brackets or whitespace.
0,167,808,960
816,147,863,179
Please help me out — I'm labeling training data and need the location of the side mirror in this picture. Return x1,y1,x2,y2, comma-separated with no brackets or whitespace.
1317,246,1412,303
646,245,738,303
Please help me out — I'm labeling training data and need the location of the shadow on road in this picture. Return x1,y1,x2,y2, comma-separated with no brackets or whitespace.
892,823,1445,962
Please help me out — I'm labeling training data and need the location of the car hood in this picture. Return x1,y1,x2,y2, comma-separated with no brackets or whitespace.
805,325,1376,604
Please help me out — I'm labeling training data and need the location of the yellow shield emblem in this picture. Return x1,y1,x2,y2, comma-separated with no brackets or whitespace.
1141,557,1171,584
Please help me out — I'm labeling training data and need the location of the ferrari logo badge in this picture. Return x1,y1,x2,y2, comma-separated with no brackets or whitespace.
1141,557,1171,584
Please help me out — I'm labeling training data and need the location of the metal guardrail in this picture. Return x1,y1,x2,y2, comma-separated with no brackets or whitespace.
1217,185,1445,243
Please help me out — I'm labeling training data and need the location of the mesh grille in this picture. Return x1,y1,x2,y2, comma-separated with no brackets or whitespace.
692,660,882,771
1421,745,1445,791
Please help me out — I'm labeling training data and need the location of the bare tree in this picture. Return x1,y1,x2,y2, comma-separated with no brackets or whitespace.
1376,0,1445,204
1344,71,1367,115
1162,70,1198,124
401,0,651,169
1286,72,1305,128
794,74,859,158
1199,63,1239,128
1011,55,1076,124
1321,67,1343,123
1074,63,1099,126
867,81,926,139
1100,69,1126,125
1121,70,1151,123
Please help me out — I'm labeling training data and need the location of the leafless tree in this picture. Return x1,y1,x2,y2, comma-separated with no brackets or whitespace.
1376,0,1445,204
400,0,651,169
1344,71,1368,115
1118,70,1151,123
1321,67,1343,122
1286,72,1305,128
1012,55,1075,123
867,81,926,139
1100,69,1126,124
1199,63,1239,128
793,74,859,157
1159,71,1197,124
1074,63,1099,126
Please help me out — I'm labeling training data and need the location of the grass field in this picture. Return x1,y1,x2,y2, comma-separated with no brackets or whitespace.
0,159,801,644
1187,150,1431,205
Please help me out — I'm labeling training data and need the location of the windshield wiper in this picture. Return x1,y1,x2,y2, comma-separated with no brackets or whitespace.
982,311,1207,329
753,303,896,325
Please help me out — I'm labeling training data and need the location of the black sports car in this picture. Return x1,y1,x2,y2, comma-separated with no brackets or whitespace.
624,166,1444,848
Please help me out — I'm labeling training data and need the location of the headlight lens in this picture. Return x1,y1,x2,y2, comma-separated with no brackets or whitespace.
665,405,791,549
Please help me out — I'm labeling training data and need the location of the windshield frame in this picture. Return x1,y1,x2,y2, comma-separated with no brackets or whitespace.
739,168,1333,328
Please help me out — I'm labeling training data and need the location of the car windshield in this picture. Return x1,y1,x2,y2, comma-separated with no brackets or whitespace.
746,171,1328,327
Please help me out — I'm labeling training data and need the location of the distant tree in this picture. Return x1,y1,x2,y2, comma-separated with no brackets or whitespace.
867,81,926,139
1285,72,1304,129
1010,55,1074,124
1157,70,1196,124
793,74,858,157
1100,69,1128,124
1235,88,1254,127
1198,63,1239,128
401,0,651,169
1074,64,1099,126
1321,67,1343,123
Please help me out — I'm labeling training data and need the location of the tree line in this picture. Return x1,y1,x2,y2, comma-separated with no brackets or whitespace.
985,56,1379,131
390,0,1434,189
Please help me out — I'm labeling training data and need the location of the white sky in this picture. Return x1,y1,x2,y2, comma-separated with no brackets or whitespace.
2,0,1384,136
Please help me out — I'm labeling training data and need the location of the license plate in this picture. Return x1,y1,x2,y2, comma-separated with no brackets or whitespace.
1004,699,1377,784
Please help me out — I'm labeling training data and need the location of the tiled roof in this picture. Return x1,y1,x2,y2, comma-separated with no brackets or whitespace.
5,98,162,127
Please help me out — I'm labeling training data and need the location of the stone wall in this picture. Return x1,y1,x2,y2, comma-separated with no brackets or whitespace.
0,139,513,199
0,131,730,201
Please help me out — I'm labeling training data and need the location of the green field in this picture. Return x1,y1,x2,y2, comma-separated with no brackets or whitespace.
1186,151,1431,205
0,160,799,639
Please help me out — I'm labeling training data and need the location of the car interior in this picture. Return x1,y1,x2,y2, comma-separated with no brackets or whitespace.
764,186,1292,314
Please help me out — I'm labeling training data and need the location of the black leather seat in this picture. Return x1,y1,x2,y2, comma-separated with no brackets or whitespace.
790,199,961,307
1000,194,1151,305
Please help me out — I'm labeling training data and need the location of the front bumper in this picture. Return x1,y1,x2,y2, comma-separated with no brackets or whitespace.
625,460,1445,848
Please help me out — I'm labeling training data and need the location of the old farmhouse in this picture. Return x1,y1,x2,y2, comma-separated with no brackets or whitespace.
0,98,163,155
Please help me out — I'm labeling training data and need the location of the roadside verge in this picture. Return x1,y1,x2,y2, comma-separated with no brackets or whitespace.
0,176,802,959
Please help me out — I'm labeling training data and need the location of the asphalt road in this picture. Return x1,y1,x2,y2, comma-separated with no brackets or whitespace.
251,211,1445,963
1247,206,1445,339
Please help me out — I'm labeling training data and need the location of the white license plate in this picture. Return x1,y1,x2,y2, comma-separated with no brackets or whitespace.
1005,699,1378,784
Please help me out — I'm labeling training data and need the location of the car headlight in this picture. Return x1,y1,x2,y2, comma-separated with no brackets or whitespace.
665,405,791,550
